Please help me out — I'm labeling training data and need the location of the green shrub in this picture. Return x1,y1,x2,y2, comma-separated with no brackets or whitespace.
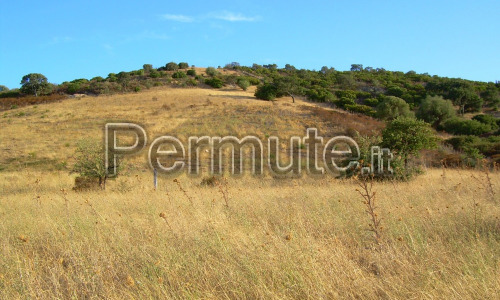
336,97,356,108
206,67,217,77
364,98,379,107
165,62,179,71
306,87,335,103
178,62,189,69
416,96,455,127
255,84,277,100
344,104,376,116
382,117,437,168
187,69,196,76
205,77,224,88
441,118,492,135
376,96,414,120
472,114,499,131
236,78,250,91
334,90,357,100
172,71,187,79
149,70,160,78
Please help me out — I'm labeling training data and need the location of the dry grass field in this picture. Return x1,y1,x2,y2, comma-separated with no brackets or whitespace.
0,86,499,299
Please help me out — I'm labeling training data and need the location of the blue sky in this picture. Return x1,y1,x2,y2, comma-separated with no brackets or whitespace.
1,0,499,89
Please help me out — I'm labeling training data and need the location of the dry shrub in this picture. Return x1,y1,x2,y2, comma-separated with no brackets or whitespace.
0,94,67,111
73,176,100,191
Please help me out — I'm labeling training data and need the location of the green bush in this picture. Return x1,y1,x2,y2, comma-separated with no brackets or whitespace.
255,84,278,100
165,62,179,71
416,96,455,127
172,71,187,79
382,117,437,167
336,97,356,108
334,90,357,100
441,118,492,135
186,69,196,76
344,104,376,116
364,98,379,107
149,70,160,78
206,67,217,77
376,96,414,120
236,78,250,91
178,62,189,69
205,77,224,88
472,114,499,131
306,87,335,103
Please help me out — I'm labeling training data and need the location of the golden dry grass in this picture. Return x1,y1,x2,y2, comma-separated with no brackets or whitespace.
0,86,499,298
0,169,499,298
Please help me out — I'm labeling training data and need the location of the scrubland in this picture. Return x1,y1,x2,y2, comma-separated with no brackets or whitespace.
0,86,499,299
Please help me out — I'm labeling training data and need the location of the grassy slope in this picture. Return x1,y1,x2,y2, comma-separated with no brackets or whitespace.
0,86,499,298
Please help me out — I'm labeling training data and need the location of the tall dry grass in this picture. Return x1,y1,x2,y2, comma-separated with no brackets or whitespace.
0,169,498,299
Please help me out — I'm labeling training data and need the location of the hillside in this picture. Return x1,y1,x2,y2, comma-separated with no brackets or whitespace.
1,74,499,299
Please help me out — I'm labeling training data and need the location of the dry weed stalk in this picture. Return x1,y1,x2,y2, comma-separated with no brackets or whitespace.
173,179,193,205
216,177,230,208
355,176,383,245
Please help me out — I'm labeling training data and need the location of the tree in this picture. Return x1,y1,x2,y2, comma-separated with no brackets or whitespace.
143,64,153,72
20,73,48,96
178,62,189,69
376,96,414,120
206,67,217,77
448,87,482,115
165,62,179,71
236,78,250,91
382,117,437,167
480,85,500,109
274,75,301,103
204,77,224,88
0,85,9,92
416,96,456,127
255,83,278,101
350,64,363,72
72,139,119,190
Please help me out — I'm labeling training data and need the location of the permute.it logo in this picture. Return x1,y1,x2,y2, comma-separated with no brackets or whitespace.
104,123,393,177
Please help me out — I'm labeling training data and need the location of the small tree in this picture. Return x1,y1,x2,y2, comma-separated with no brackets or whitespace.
178,62,189,69
0,85,9,92
20,73,49,97
274,75,301,103
206,67,217,77
382,117,437,168
376,96,414,120
165,62,179,71
205,77,224,88
416,95,456,127
143,64,153,73
72,139,118,190
236,78,250,91
255,83,278,101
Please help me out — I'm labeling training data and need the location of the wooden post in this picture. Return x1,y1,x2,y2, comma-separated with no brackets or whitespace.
154,168,157,190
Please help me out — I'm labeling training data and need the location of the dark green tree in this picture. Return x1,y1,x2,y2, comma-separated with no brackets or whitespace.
382,117,437,167
416,96,456,127
274,75,301,103
20,73,49,96
143,64,153,72
165,62,179,71
255,83,278,101
376,96,414,120
178,62,189,69
206,67,217,77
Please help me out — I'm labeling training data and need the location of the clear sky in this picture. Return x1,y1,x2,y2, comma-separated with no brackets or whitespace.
1,0,499,89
